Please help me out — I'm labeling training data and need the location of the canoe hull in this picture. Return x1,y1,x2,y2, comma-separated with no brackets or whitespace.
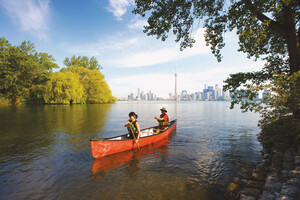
90,119,177,158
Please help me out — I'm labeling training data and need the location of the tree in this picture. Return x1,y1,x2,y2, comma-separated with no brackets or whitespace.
0,37,58,104
133,0,300,147
66,66,116,103
43,71,85,104
63,55,102,70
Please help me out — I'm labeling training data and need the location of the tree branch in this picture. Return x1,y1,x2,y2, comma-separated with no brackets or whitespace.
243,0,286,36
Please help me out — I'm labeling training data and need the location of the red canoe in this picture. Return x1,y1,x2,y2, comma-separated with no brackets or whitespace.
91,136,171,178
90,119,177,158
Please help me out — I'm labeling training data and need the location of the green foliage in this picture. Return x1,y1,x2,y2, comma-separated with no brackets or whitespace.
259,116,300,150
224,71,300,122
43,71,85,104
67,66,116,103
225,71,300,149
0,37,115,105
0,37,116,104
64,55,102,70
260,72,300,124
0,37,58,104
43,66,116,104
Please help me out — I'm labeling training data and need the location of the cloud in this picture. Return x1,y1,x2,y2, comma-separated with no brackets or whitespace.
66,28,210,68
128,19,148,30
113,29,209,67
107,0,132,20
177,62,264,91
0,0,50,40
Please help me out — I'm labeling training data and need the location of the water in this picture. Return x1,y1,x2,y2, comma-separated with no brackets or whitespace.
0,101,262,200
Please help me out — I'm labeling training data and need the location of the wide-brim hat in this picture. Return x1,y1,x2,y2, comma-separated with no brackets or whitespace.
160,107,167,112
129,112,138,119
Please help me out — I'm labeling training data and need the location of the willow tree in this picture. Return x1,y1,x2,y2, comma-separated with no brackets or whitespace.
66,66,116,103
133,0,300,147
43,71,85,104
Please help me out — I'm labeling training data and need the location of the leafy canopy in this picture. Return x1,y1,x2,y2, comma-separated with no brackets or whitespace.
64,55,102,70
43,65,116,104
43,71,86,104
0,37,58,104
0,37,116,105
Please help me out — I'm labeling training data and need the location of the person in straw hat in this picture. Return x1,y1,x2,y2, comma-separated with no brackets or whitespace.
154,107,169,133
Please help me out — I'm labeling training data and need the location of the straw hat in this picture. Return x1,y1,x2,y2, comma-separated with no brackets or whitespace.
160,107,167,112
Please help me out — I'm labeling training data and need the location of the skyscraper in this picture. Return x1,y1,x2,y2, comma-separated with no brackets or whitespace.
182,90,187,99
137,88,140,100
215,84,219,99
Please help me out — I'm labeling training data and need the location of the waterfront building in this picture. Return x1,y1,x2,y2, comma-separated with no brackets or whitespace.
137,88,140,100
182,90,187,99
215,84,219,99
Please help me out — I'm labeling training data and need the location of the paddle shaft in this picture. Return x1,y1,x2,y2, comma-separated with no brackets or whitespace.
129,124,140,151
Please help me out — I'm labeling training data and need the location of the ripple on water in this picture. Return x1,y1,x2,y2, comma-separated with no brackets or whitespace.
0,102,262,200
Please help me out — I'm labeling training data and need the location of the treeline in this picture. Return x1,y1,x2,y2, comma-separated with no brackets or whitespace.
0,37,116,105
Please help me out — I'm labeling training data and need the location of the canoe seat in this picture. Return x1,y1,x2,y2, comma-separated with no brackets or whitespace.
140,128,154,137
107,136,122,140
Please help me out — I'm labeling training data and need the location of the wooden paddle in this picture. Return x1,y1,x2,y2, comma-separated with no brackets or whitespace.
129,124,140,151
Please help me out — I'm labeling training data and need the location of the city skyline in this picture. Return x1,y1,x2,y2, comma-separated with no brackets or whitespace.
122,83,231,101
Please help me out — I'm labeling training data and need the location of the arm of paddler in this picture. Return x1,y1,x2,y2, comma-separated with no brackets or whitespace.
135,121,141,141
124,120,130,127
154,116,163,121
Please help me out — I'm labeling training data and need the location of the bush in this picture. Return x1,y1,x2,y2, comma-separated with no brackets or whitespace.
259,116,300,151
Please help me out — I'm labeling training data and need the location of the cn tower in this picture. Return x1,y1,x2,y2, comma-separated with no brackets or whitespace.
175,68,177,101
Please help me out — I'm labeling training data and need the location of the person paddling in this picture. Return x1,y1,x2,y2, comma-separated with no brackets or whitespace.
124,112,141,143
154,107,169,133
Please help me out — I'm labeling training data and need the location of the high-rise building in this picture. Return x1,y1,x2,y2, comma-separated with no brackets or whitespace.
182,90,187,99
147,90,153,100
137,88,140,100
130,93,134,100
208,86,214,91
215,84,219,99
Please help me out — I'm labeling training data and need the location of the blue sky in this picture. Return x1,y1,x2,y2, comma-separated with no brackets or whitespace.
0,0,263,98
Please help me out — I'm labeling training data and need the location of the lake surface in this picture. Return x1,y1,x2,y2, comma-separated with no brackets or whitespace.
0,101,262,200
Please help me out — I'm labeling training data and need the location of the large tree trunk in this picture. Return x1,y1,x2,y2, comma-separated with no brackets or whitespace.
283,5,300,75
283,5,300,119
244,0,300,74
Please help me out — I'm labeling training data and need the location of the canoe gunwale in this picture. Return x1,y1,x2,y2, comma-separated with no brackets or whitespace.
90,119,177,141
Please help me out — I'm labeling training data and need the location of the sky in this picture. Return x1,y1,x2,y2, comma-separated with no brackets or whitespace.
0,0,264,98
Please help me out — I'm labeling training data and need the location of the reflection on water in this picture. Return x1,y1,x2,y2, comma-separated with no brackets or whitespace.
91,135,172,179
0,102,262,200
